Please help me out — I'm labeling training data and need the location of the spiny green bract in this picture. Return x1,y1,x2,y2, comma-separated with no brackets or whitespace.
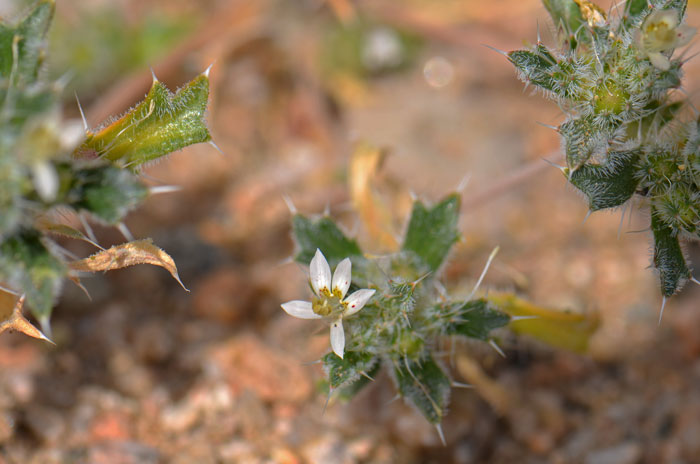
292,194,510,426
0,0,212,330
509,0,699,297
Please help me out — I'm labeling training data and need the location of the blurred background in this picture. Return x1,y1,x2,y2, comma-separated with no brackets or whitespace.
1,0,700,462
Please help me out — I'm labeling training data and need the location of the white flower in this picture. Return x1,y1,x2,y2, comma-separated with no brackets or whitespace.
634,9,696,71
281,249,375,359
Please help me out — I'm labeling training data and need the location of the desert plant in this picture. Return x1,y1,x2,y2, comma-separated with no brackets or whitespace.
0,0,212,338
508,0,700,316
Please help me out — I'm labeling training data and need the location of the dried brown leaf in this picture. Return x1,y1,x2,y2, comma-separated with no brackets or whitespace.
349,142,399,251
68,239,188,291
0,292,54,343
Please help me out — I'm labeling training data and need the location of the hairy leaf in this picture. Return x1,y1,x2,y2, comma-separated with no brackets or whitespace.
74,73,211,168
508,46,558,93
0,230,64,324
651,210,689,296
393,353,450,424
323,351,378,389
402,194,460,272
69,166,148,224
567,150,641,211
292,214,362,265
335,360,381,401
441,299,510,341
69,239,187,290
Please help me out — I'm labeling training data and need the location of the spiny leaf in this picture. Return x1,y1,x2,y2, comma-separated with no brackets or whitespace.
0,0,55,83
322,351,378,390
292,214,362,266
567,150,641,211
69,239,188,291
488,292,599,353
560,116,607,169
0,229,64,324
441,299,510,341
69,166,148,224
508,46,558,93
651,209,690,296
402,194,460,272
0,292,53,342
393,353,450,424
74,73,211,168
335,360,381,401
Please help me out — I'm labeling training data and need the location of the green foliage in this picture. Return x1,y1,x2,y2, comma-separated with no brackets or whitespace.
0,0,212,329
393,354,451,424
509,0,698,298
651,210,690,296
323,351,378,389
567,150,641,211
0,0,54,83
402,194,461,272
292,214,363,265
442,299,511,341
0,230,64,325
290,194,510,426
74,74,211,168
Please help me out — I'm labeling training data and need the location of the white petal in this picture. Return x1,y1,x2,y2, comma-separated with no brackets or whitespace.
649,52,671,71
674,24,697,48
330,319,345,359
332,258,352,298
281,300,322,319
344,289,375,316
310,249,331,296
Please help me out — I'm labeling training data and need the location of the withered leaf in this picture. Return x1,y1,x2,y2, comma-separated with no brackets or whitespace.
0,292,53,343
68,239,188,291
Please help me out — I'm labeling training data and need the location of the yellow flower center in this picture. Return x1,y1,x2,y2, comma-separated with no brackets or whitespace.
312,291,346,317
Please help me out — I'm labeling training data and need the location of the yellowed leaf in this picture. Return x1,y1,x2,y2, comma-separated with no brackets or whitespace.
349,142,399,252
0,292,54,343
488,292,599,353
68,239,188,291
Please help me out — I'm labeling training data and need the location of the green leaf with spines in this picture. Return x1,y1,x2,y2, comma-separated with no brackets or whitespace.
68,165,148,224
441,299,510,341
393,352,451,424
402,194,460,272
508,46,558,93
559,116,608,169
0,0,54,84
73,73,211,169
335,360,381,401
0,229,64,322
323,351,378,390
651,209,690,297
567,150,641,211
291,214,363,265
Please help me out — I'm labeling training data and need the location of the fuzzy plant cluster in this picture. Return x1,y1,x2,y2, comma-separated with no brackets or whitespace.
0,0,212,336
282,194,511,436
508,0,700,301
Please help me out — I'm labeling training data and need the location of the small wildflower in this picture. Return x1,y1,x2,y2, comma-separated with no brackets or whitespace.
635,9,696,71
281,249,375,359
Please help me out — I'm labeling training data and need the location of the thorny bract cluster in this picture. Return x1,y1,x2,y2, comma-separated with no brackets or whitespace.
508,0,700,313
